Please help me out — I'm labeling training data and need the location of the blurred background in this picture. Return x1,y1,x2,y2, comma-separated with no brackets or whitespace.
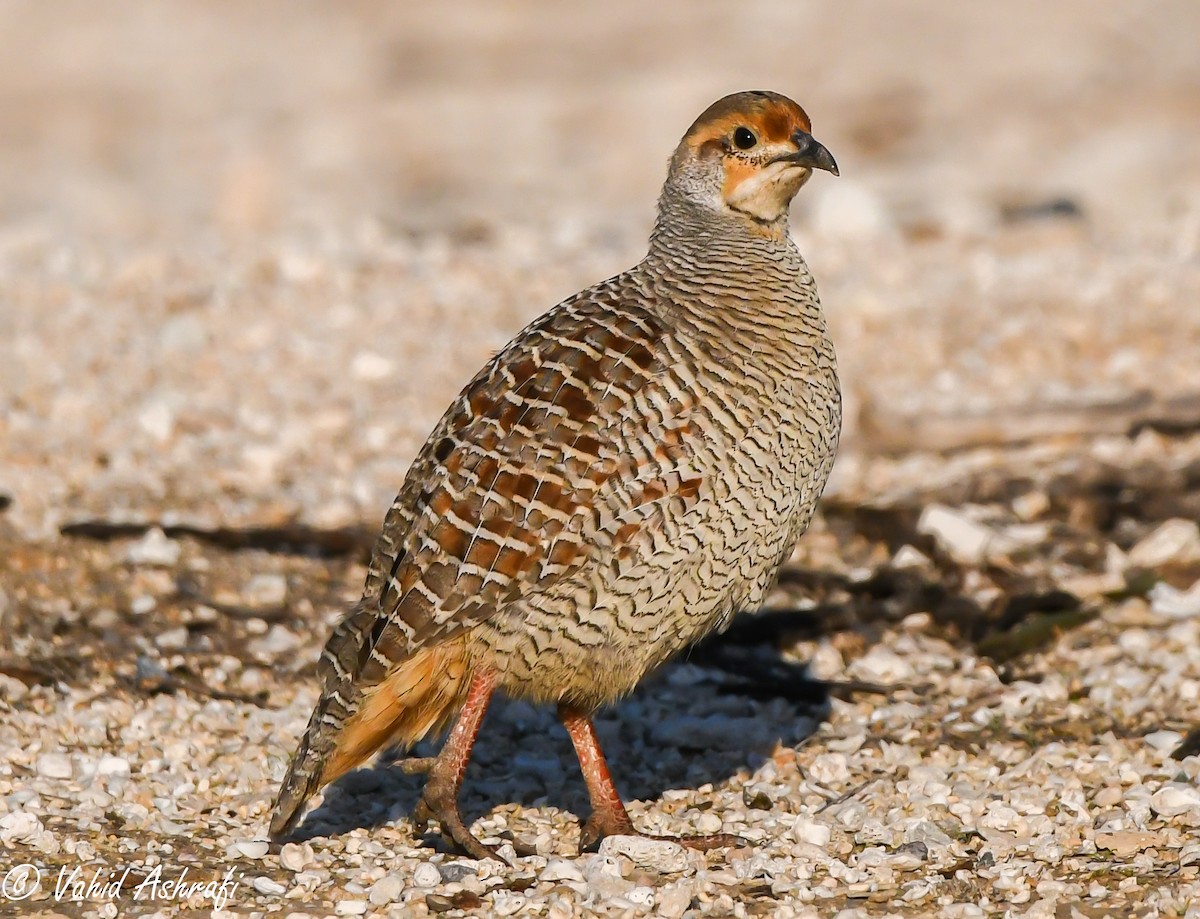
1,0,1199,536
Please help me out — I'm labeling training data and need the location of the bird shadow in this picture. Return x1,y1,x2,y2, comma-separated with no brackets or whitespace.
285,635,832,849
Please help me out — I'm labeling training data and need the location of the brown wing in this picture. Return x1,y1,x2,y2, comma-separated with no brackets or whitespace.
271,286,707,836
355,289,670,683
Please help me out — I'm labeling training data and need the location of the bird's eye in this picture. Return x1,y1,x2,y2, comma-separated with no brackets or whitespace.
733,127,757,150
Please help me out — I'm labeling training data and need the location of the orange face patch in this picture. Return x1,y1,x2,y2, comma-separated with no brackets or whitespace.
721,158,760,202
683,90,812,153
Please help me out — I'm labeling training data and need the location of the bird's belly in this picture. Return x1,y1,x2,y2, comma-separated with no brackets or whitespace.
471,386,838,712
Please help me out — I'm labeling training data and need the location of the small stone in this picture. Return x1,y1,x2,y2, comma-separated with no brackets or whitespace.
279,842,313,872
847,647,913,683
999,522,1050,549
1129,519,1200,567
242,573,288,608
335,900,368,916
808,752,850,785
230,839,270,859
412,862,442,888
130,595,157,615
743,784,776,809
1094,786,1123,807
1095,831,1161,857
0,811,43,846
137,399,175,442
1012,490,1050,521
1144,730,1185,753
369,874,404,905
36,753,73,779
624,886,656,908
96,755,131,777
656,882,693,919
489,892,528,916
582,854,634,899
252,876,287,895
248,624,302,657
694,812,723,835
891,545,931,569
155,626,189,650
792,816,832,847
599,835,689,874
1150,784,1200,818
1148,581,1200,618
917,504,1010,564
438,863,476,884
541,858,585,883
126,527,181,566
892,840,929,866
351,351,396,381
905,820,953,850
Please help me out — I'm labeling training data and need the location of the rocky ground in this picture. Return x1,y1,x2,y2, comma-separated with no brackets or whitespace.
2,2,1200,917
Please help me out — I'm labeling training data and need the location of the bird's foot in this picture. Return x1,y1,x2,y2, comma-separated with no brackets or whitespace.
411,778,508,864
578,807,747,854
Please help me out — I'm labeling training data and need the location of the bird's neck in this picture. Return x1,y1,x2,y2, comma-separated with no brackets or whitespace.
642,190,827,355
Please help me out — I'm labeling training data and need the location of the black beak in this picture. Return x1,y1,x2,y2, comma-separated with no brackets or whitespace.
775,131,839,176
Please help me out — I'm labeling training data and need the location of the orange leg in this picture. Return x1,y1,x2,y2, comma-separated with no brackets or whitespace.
410,671,500,860
558,706,746,853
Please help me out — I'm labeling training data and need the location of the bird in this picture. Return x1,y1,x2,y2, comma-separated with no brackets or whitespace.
270,89,841,860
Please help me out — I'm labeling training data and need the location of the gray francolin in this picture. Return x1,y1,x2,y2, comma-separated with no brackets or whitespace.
270,90,841,859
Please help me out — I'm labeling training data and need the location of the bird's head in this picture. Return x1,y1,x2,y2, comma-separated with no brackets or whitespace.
666,90,838,225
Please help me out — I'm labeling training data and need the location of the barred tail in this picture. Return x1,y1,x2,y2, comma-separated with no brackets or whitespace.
269,603,470,838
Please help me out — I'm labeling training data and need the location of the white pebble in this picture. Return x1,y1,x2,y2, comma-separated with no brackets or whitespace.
656,882,693,918
97,755,131,777
917,504,1011,564
490,892,528,916
248,624,302,657
848,647,913,683
792,816,832,848
155,626,189,650
624,886,656,908
279,842,313,872
694,812,724,835
252,876,287,895
230,839,270,859
368,873,404,905
411,862,442,888
126,527,181,566
36,753,73,779
335,900,368,916
808,752,850,785
540,858,585,883
1150,784,1200,818
0,811,43,846
1144,730,1184,753
599,835,689,874
892,545,931,569
1129,519,1200,567
351,351,396,381
1149,581,1200,618
130,595,157,615
242,573,288,608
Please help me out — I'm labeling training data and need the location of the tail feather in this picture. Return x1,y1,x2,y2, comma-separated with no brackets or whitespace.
270,608,470,839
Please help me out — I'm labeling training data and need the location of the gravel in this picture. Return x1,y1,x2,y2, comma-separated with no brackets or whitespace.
2,3,1200,917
